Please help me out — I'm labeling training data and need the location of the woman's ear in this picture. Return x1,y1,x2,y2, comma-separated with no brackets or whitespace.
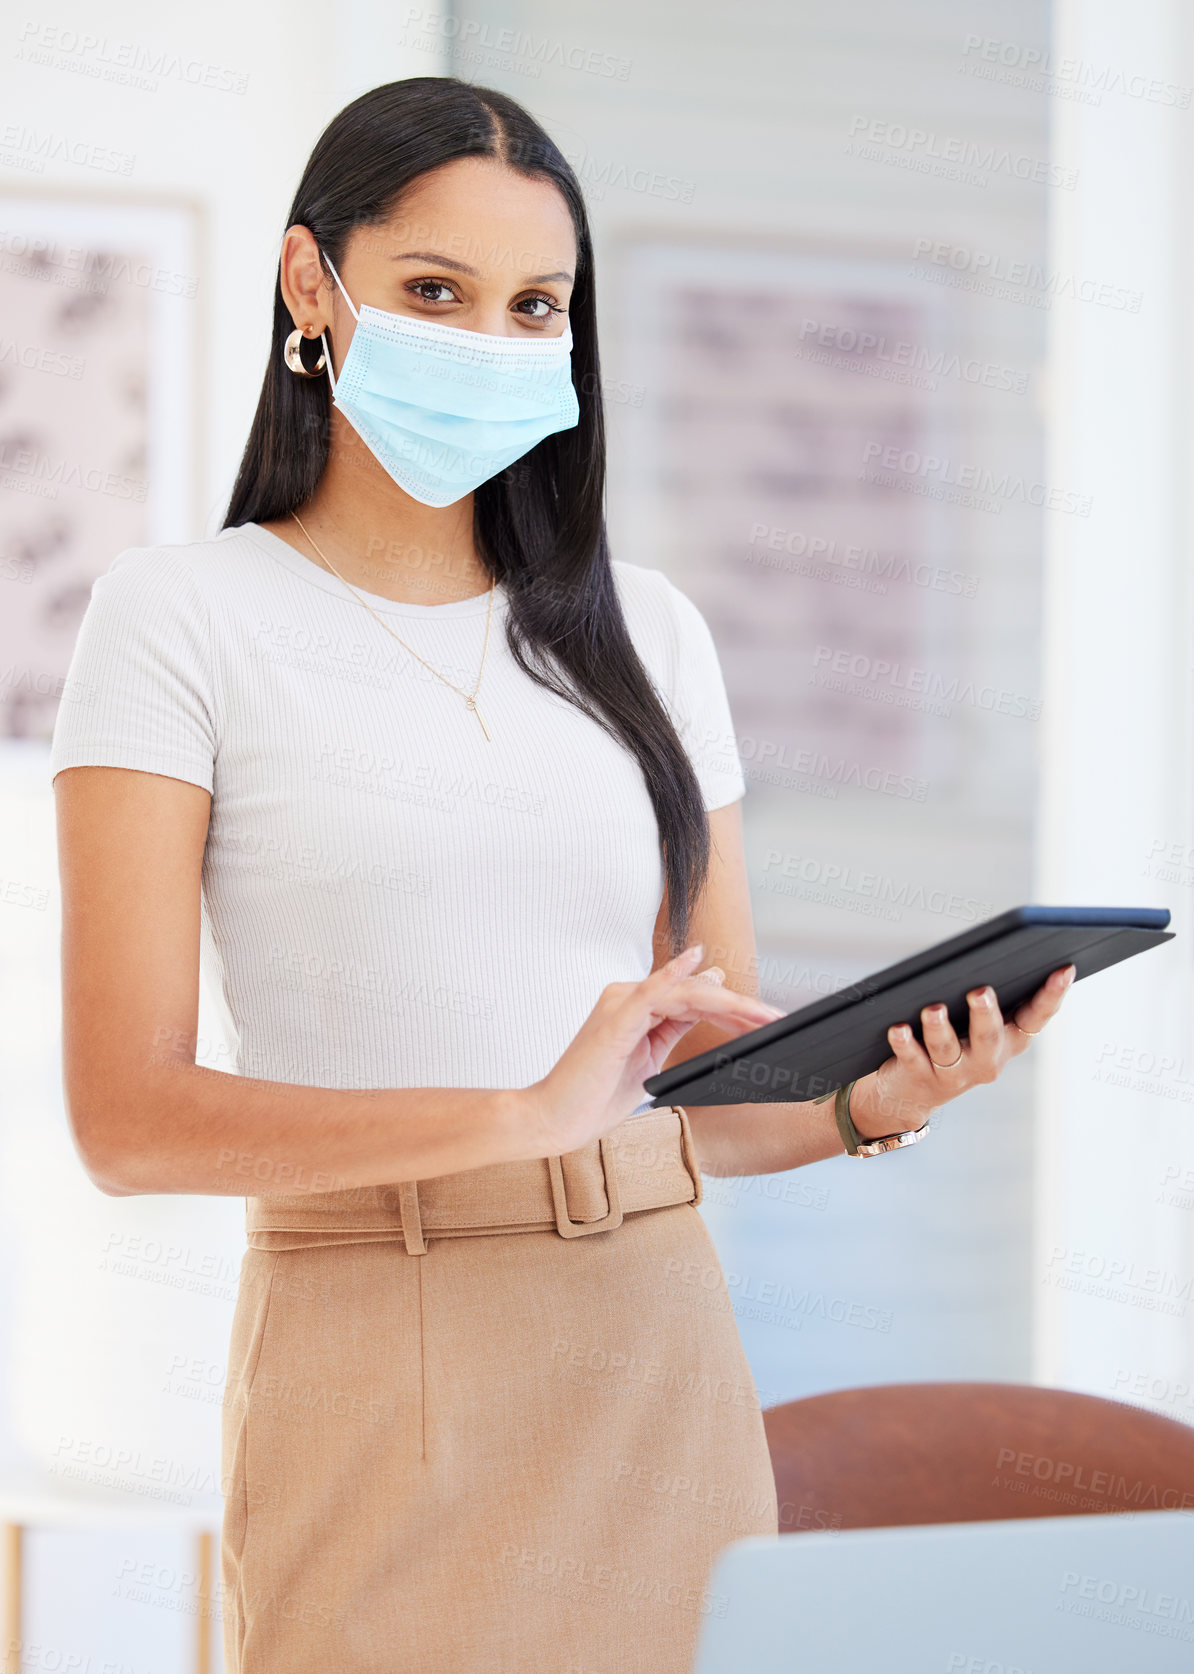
279,225,332,335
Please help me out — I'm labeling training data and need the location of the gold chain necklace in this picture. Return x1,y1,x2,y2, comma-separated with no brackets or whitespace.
289,510,496,741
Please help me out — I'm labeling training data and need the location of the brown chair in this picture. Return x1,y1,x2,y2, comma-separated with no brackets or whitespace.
763,1381,1194,1534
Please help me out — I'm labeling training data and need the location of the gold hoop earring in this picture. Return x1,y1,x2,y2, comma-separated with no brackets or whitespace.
283,326,326,377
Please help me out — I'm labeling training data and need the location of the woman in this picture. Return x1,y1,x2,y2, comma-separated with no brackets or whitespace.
50,78,1073,1674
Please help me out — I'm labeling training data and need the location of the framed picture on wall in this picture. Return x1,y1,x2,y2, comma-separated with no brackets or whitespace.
0,191,201,742
605,233,1045,819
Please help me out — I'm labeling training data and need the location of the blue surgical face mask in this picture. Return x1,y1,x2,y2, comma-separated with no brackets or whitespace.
318,253,580,508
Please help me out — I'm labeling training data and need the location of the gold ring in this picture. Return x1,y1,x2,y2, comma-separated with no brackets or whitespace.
1011,1020,1041,1038
928,1050,963,1070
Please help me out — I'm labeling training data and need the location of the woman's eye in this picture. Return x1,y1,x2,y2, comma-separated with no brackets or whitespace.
408,280,458,304
514,294,565,321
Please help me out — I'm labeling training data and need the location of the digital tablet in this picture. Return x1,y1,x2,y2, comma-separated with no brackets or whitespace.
642,905,1174,1108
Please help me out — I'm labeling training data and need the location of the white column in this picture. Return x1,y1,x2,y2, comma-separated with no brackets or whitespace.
1036,0,1194,1419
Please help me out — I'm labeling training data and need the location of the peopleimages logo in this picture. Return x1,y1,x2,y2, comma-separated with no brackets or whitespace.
959,34,1193,109
1058,1570,1194,1628
845,115,1078,189
760,849,993,923
859,440,1092,517
0,440,147,501
1043,1244,1192,1316
16,22,250,94
911,238,1143,313
796,317,1029,393
810,645,1041,721
398,7,632,80
746,521,980,598
997,1447,1194,1508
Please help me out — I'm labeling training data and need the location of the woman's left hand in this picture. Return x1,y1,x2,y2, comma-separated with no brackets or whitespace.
848,963,1077,1139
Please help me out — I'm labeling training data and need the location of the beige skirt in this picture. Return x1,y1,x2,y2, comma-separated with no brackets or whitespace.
220,1195,778,1673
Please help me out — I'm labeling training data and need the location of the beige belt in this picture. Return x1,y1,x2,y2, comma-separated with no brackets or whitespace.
244,1105,702,1255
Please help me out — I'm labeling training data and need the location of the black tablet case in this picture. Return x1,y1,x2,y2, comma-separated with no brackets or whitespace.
643,905,1174,1108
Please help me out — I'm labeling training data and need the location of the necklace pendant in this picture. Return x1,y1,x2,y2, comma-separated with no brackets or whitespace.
466,697,493,741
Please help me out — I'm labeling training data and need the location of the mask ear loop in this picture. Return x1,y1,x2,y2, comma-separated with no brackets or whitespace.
319,251,358,396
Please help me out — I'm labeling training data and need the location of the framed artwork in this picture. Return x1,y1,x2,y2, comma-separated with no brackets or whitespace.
0,191,201,740
605,234,1044,821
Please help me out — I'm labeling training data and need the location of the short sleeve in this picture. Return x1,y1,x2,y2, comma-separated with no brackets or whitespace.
49,548,216,793
659,577,747,811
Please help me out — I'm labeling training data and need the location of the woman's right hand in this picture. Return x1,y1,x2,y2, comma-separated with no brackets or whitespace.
522,943,785,1156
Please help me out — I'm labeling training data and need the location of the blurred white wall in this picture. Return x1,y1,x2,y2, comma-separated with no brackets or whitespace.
1037,0,1194,1421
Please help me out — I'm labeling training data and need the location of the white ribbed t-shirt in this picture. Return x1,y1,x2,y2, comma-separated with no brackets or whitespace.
49,522,746,1112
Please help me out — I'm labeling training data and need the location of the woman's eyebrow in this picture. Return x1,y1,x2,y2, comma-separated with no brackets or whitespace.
390,250,574,284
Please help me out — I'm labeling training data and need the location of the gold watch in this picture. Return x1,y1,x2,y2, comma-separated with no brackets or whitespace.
814,1080,931,1157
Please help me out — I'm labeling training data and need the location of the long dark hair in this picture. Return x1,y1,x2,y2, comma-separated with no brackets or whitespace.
224,77,710,956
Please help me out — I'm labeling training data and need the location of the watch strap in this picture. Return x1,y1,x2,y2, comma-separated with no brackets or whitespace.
813,1080,931,1158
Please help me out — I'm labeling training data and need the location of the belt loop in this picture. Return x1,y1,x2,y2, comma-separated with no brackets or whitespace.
673,1106,703,1207
398,1181,426,1255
